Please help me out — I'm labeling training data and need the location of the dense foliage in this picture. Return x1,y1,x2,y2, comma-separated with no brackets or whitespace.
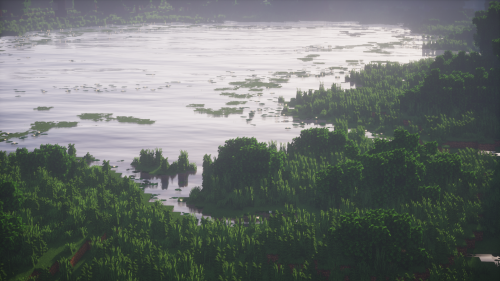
290,6,500,143
131,148,196,175
1,140,498,281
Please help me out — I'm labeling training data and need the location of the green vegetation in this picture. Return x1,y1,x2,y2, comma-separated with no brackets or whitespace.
33,107,53,111
0,144,187,281
1,2,499,281
30,121,78,132
220,92,254,99
194,107,244,116
76,113,114,122
186,104,204,107
1,131,499,281
77,113,155,124
226,101,247,105
115,116,154,124
289,49,499,145
188,127,499,280
229,78,281,89
131,148,196,175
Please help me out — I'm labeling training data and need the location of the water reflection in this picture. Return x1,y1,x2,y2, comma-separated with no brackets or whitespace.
136,170,196,190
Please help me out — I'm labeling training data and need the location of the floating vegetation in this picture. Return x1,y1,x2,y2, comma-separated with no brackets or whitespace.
77,113,155,124
186,104,205,107
274,70,308,77
370,60,392,64
364,49,391,54
269,78,289,83
175,189,182,191
306,54,320,58
220,92,253,99
116,116,155,125
332,44,373,49
214,87,235,91
34,106,53,111
77,113,114,122
226,101,247,105
346,60,358,62
313,62,325,64
248,88,263,91
194,107,243,116
229,78,281,88
376,42,402,48
31,121,78,132
297,57,313,62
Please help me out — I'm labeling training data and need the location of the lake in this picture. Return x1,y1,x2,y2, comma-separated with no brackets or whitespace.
0,20,433,221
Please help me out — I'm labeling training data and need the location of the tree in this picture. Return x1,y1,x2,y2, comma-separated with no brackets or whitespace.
102,160,111,173
473,1,500,59
68,143,76,157
0,179,24,213
0,180,25,270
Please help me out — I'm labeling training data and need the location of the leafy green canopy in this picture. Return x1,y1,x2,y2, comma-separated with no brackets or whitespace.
131,148,196,175
0,179,26,261
289,127,360,159
473,1,500,59
211,137,286,189
329,209,427,270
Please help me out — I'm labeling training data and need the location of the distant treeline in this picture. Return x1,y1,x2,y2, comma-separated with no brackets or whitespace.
0,0,482,37
287,2,499,144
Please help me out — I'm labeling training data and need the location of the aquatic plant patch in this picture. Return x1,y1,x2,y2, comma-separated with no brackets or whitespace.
194,107,243,116
364,49,391,54
31,121,78,132
186,104,205,107
269,78,289,83
220,92,254,99
226,101,247,105
33,106,54,111
115,116,155,124
77,113,114,122
229,79,281,88
77,113,155,124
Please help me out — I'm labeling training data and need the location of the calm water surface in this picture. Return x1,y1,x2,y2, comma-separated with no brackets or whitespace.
0,21,433,220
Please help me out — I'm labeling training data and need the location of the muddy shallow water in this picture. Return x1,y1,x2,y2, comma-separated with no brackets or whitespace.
0,21,435,220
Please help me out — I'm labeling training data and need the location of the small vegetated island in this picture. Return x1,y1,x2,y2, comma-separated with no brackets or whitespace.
130,148,197,175
1,1,500,281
